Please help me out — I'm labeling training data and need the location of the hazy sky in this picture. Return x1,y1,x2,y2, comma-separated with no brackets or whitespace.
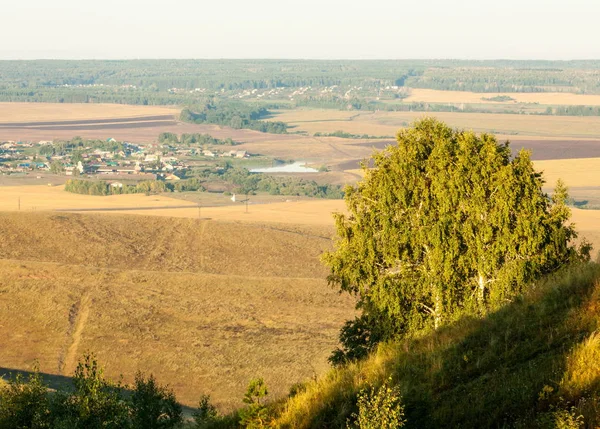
2,0,599,60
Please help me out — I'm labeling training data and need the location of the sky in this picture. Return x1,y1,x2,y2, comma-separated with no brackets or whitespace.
1,0,599,60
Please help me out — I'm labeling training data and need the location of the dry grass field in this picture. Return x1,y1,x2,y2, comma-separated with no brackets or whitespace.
0,102,178,123
3,100,600,418
273,110,600,140
0,212,355,410
93,199,347,225
534,158,600,188
0,185,348,225
403,88,600,106
1,183,597,249
0,185,198,212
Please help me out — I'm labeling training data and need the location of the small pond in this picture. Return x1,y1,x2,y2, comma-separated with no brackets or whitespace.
250,162,318,173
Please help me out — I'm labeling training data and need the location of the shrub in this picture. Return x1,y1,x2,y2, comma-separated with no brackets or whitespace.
192,395,219,428
239,378,271,428
348,378,405,429
50,353,130,429
0,366,49,429
130,372,182,429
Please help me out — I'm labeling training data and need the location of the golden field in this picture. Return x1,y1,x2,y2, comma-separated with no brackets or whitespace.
0,184,197,212
103,199,347,225
0,212,355,410
1,183,599,410
403,88,600,106
0,185,347,225
0,102,178,123
1,184,597,251
534,158,600,188
3,99,600,417
273,109,600,139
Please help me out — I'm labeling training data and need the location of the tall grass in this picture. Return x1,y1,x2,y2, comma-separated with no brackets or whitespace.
272,263,600,428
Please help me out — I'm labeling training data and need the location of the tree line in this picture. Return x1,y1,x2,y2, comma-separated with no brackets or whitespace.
65,179,172,196
180,100,287,134
220,166,344,199
0,353,280,429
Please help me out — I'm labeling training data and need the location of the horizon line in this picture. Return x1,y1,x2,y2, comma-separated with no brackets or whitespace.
1,57,600,62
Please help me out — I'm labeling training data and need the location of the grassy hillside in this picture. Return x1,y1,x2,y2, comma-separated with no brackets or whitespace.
270,263,600,428
0,212,355,410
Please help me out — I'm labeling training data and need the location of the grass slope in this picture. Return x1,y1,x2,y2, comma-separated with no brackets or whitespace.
0,212,355,410
272,264,600,428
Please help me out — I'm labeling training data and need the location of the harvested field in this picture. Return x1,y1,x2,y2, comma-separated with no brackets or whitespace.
0,185,347,225
534,158,600,188
509,139,600,160
0,115,175,127
269,109,360,123
403,88,600,106
334,138,600,173
569,208,600,259
0,212,355,410
0,119,179,131
89,199,347,225
0,102,178,123
0,185,197,212
272,110,600,139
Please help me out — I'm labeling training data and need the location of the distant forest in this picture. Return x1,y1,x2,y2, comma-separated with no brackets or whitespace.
1,59,600,105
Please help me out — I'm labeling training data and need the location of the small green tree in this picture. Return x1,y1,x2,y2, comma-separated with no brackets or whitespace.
129,372,182,429
51,353,129,429
50,161,64,175
348,378,405,429
192,395,219,428
324,118,590,362
239,378,270,428
0,365,50,429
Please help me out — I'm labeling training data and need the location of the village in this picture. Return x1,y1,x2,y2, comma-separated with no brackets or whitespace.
0,136,250,186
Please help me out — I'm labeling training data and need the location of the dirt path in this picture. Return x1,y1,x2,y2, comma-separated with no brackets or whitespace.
61,293,91,375
198,221,207,271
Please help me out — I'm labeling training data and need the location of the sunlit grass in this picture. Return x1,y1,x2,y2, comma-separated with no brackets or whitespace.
271,264,600,428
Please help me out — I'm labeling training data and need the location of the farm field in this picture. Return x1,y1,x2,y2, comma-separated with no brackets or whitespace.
1,183,598,256
273,109,600,139
0,102,178,123
0,184,346,225
3,101,600,408
534,157,600,188
0,212,355,410
90,199,347,225
0,185,198,212
403,88,600,106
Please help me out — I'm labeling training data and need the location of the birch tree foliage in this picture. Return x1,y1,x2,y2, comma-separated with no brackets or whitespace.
324,118,589,363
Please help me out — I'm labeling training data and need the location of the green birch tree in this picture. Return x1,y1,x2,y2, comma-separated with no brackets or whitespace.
324,118,590,364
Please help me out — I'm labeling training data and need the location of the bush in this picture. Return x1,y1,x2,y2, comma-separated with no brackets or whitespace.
192,395,221,428
50,354,130,429
0,366,49,429
239,378,271,428
348,378,405,429
130,372,182,429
